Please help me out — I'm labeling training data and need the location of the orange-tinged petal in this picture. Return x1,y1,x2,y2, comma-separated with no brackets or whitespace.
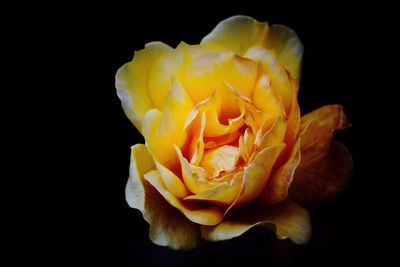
125,144,200,250
291,141,353,207
201,200,311,244
116,42,172,132
265,25,303,80
300,105,349,165
187,112,206,165
184,172,243,207
229,143,285,210
245,46,293,114
201,15,269,56
142,80,193,170
258,139,301,204
144,170,225,226
200,145,241,178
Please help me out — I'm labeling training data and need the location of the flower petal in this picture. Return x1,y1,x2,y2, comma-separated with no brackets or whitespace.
200,145,241,178
125,144,200,250
299,105,349,165
201,200,311,244
201,15,269,56
182,51,258,102
230,143,285,209
290,141,353,207
244,46,293,114
252,74,284,118
258,139,301,204
184,172,243,207
142,80,194,170
265,25,303,80
116,42,172,132
144,170,225,226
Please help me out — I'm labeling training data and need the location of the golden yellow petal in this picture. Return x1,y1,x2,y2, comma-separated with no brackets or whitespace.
230,143,285,209
252,74,284,117
201,200,311,244
200,145,241,178
116,42,172,132
125,144,200,250
153,159,189,198
255,117,287,150
201,15,269,56
244,46,293,114
175,145,217,194
142,80,193,170
182,51,258,103
148,42,222,110
184,172,243,207
144,170,225,226
258,139,301,204
265,25,303,80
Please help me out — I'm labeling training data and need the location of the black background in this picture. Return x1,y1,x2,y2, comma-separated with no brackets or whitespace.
50,1,387,266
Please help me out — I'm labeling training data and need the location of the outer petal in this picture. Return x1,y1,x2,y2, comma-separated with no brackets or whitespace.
290,141,353,207
144,170,225,226
201,15,269,56
125,144,200,250
265,25,303,80
299,105,349,165
116,42,172,132
258,139,301,204
201,200,311,244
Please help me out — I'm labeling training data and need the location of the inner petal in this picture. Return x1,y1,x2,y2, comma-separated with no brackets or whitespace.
200,145,241,178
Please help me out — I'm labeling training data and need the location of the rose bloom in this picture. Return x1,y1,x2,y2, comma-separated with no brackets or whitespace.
116,15,352,250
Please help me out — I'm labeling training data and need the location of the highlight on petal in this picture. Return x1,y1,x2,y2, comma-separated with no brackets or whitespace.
200,145,240,178
299,104,349,165
125,144,200,250
201,15,269,56
116,42,172,132
201,200,311,245
290,141,353,207
144,170,225,226
265,25,304,80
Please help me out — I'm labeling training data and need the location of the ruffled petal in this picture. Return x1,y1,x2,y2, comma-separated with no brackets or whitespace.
116,42,172,132
125,144,200,250
200,145,240,178
201,200,311,244
144,170,225,226
201,15,269,56
265,25,303,80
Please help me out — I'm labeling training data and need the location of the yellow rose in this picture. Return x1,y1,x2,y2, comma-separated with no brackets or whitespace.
116,15,352,250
